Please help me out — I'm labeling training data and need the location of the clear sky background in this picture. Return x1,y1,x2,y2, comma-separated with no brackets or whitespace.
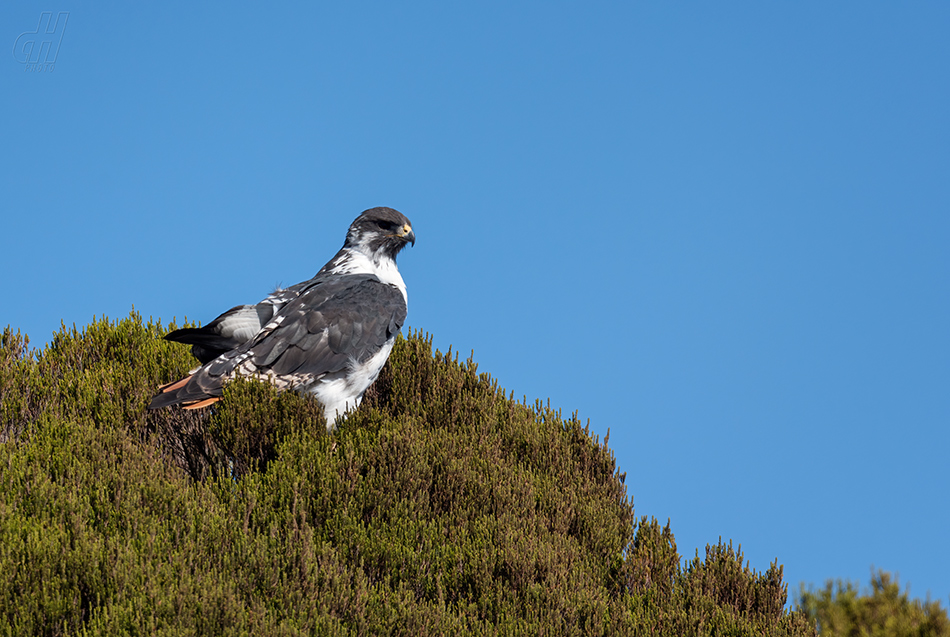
3,2,948,607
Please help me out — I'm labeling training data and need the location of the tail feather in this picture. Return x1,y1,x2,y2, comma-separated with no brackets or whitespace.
148,373,223,410
157,376,191,392
182,397,222,410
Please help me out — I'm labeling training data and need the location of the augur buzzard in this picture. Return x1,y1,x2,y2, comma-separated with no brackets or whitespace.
148,207,415,428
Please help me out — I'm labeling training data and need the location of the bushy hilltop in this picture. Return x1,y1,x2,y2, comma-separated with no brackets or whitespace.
0,312,816,636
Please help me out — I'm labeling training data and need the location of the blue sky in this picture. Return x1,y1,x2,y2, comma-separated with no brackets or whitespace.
3,2,948,606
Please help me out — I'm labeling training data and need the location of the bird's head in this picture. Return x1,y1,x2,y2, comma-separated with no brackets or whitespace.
346,207,415,261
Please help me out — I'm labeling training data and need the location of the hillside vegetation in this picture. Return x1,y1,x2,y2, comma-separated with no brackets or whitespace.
0,312,816,636
799,571,950,637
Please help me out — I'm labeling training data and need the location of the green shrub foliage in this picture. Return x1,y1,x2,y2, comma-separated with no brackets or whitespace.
799,570,950,637
0,312,816,636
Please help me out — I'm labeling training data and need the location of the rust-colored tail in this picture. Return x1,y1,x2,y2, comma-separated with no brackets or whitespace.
148,373,223,410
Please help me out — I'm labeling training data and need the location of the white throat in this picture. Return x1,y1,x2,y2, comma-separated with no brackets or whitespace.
329,247,407,303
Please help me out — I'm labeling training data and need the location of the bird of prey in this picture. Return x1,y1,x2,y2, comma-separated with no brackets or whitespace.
149,207,415,428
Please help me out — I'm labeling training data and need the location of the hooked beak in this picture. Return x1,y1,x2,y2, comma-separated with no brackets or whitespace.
398,224,415,246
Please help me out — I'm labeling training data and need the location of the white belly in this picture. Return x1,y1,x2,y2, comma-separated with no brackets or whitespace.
307,338,396,429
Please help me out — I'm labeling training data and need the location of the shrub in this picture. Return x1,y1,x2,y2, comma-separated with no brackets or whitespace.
799,570,950,637
0,312,816,636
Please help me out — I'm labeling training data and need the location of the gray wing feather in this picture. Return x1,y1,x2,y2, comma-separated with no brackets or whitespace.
150,273,406,408
163,274,328,364
260,275,406,377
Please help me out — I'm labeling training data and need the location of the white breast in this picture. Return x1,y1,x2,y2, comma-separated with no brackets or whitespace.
327,248,408,304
